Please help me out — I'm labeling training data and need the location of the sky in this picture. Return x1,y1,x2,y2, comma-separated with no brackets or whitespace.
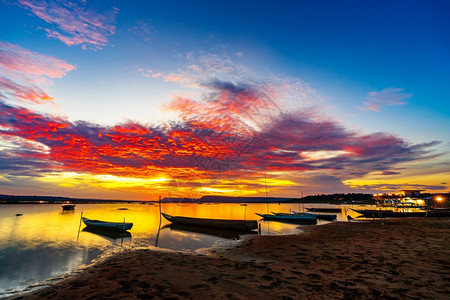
0,0,449,200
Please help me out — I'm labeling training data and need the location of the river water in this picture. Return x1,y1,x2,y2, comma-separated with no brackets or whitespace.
0,202,354,297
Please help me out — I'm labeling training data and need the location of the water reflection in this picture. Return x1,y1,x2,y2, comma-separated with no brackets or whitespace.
0,202,357,295
81,227,132,243
163,223,258,239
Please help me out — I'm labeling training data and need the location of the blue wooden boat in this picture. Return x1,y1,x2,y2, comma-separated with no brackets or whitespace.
293,211,337,221
82,217,133,232
255,212,317,223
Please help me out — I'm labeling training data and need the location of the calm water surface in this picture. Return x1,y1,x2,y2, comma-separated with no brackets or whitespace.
0,202,358,296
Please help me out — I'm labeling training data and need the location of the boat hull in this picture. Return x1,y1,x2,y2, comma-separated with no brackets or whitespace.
293,211,337,221
62,204,75,210
256,213,317,223
306,208,341,213
161,213,258,231
82,217,133,232
351,209,427,218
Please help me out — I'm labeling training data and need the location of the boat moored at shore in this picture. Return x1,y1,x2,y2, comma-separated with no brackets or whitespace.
82,217,133,232
256,212,317,223
161,213,258,231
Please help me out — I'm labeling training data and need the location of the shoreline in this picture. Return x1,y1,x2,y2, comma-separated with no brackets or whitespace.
9,218,450,299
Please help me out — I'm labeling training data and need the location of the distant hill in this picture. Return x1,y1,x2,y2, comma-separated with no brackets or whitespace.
288,193,375,204
0,194,133,204
161,196,291,203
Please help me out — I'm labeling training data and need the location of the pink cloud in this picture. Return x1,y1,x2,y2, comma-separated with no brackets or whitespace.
0,41,75,79
128,19,156,42
360,87,412,112
17,0,118,50
0,76,53,103
0,41,75,104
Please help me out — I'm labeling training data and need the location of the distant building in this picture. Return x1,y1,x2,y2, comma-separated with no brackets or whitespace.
373,190,426,207
400,190,423,197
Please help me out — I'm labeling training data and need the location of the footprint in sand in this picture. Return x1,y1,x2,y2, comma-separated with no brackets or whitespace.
190,284,209,289
306,273,321,280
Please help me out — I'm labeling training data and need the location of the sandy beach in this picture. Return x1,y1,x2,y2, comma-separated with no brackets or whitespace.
9,218,450,299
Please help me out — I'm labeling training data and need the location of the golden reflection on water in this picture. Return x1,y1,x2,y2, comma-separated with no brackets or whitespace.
0,202,351,246
1,202,354,295
0,202,354,246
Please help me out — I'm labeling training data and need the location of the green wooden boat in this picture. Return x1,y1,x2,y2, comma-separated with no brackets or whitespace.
82,217,133,232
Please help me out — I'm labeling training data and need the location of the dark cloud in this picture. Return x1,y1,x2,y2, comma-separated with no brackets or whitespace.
379,171,401,175
355,183,447,191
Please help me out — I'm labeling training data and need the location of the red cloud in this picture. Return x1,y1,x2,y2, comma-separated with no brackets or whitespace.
0,80,439,182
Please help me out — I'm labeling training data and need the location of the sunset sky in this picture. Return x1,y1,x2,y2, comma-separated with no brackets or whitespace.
1,0,449,200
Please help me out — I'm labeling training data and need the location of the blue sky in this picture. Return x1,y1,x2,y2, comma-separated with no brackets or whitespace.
0,0,449,200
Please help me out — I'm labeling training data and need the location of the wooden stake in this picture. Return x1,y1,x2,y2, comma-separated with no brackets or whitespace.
76,211,83,242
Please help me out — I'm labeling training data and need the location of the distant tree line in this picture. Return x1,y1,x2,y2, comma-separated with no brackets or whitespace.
288,193,375,204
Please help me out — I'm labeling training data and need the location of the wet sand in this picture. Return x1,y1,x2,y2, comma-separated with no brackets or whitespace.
10,218,450,299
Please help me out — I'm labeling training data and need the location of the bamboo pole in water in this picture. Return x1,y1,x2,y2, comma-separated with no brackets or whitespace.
155,195,162,247
265,173,269,213
76,211,83,242
122,218,125,247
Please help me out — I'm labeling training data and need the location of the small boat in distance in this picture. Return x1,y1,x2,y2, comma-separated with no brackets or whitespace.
62,204,75,210
161,213,258,231
255,212,317,223
81,217,133,232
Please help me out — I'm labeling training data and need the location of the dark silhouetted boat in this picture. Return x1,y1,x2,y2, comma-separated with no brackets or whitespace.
82,217,133,232
61,204,75,210
255,212,317,223
351,209,427,218
305,207,341,213
427,208,450,217
161,213,258,231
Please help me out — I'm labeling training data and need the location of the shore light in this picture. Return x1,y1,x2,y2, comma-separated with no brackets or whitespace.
436,197,443,202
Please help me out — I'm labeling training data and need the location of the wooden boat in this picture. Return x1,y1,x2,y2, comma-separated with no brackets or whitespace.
271,211,296,216
161,213,258,231
350,209,427,218
293,211,337,221
305,207,341,213
255,212,317,223
427,208,450,217
61,204,75,210
81,217,133,232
